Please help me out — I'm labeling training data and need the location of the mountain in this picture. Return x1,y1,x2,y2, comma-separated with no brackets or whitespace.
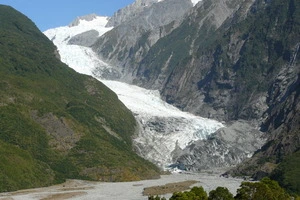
86,0,299,193
0,5,160,192
91,0,195,81
83,0,268,170
41,0,299,194
43,12,225,169
138,0,299,179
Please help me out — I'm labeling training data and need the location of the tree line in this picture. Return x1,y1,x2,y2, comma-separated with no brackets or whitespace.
148,177,300,200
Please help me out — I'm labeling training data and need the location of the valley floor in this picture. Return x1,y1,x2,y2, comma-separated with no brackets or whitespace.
0,172,243,200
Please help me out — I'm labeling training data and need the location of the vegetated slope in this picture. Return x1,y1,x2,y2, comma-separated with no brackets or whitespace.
132,0,300,194
0,5,159,192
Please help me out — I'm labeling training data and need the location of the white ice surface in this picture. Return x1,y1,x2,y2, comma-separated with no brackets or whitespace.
101,80,224,167
44,16,113,76
191,0,202,6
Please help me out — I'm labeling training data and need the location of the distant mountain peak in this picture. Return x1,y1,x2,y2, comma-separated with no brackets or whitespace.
69,13,100,27
106,0,197,28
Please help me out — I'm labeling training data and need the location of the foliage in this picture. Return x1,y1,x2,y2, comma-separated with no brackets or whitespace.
235,177,291,200
271,151,300,195
0,5,160,192
149,196,167,200
147,178,297,200
0,140,54,192
169,186,208,200
208,187,234,200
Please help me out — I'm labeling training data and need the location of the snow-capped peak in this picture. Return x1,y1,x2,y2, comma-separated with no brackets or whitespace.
69,13,100,27
44,15,113,76
44,15,111,40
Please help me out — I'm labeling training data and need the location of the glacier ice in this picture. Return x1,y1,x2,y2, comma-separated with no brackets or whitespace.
43,14,223,168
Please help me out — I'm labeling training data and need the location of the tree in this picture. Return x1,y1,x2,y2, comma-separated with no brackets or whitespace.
148,195,166,200
191,186,208,200
234,177,290,200
208,187,234,200
169,186,208,200
260,177,290,200
169,192,189,200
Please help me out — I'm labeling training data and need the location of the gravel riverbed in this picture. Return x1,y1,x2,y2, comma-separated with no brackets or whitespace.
0,172,243,200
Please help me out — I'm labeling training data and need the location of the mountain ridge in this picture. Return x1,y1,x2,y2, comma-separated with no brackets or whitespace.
2,0,299,194
43,0,267,176
43,13,226,170
86,0,300,193
0,5,159,192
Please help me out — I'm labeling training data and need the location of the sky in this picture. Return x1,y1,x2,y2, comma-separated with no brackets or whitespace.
1,0,135,31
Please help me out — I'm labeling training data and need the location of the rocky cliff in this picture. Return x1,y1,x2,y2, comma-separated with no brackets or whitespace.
105,0,159,27
134,0,263,121
173,120,266,171
93,0,299,185
55,0,300,193
227,43,300,190
160,0,299,179
91,0,193,81
158,0,299,192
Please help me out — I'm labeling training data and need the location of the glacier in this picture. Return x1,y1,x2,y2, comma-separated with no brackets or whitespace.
44,13,223,168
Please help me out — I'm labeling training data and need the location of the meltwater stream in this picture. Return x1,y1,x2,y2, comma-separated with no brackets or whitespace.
44,16,224,168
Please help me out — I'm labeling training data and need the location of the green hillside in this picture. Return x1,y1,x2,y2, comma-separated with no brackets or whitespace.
0,5,159,192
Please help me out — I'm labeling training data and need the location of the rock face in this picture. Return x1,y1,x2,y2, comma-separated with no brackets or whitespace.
227,43,300,179
69,14,99,27
49,0,299,189
68,30,99,47
106,0,160,27
91,0,300,179
93,0,256,121
121,0,299,126
152,0,299,177
174,120,266,171
133,0,258,121
92,0,193,81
